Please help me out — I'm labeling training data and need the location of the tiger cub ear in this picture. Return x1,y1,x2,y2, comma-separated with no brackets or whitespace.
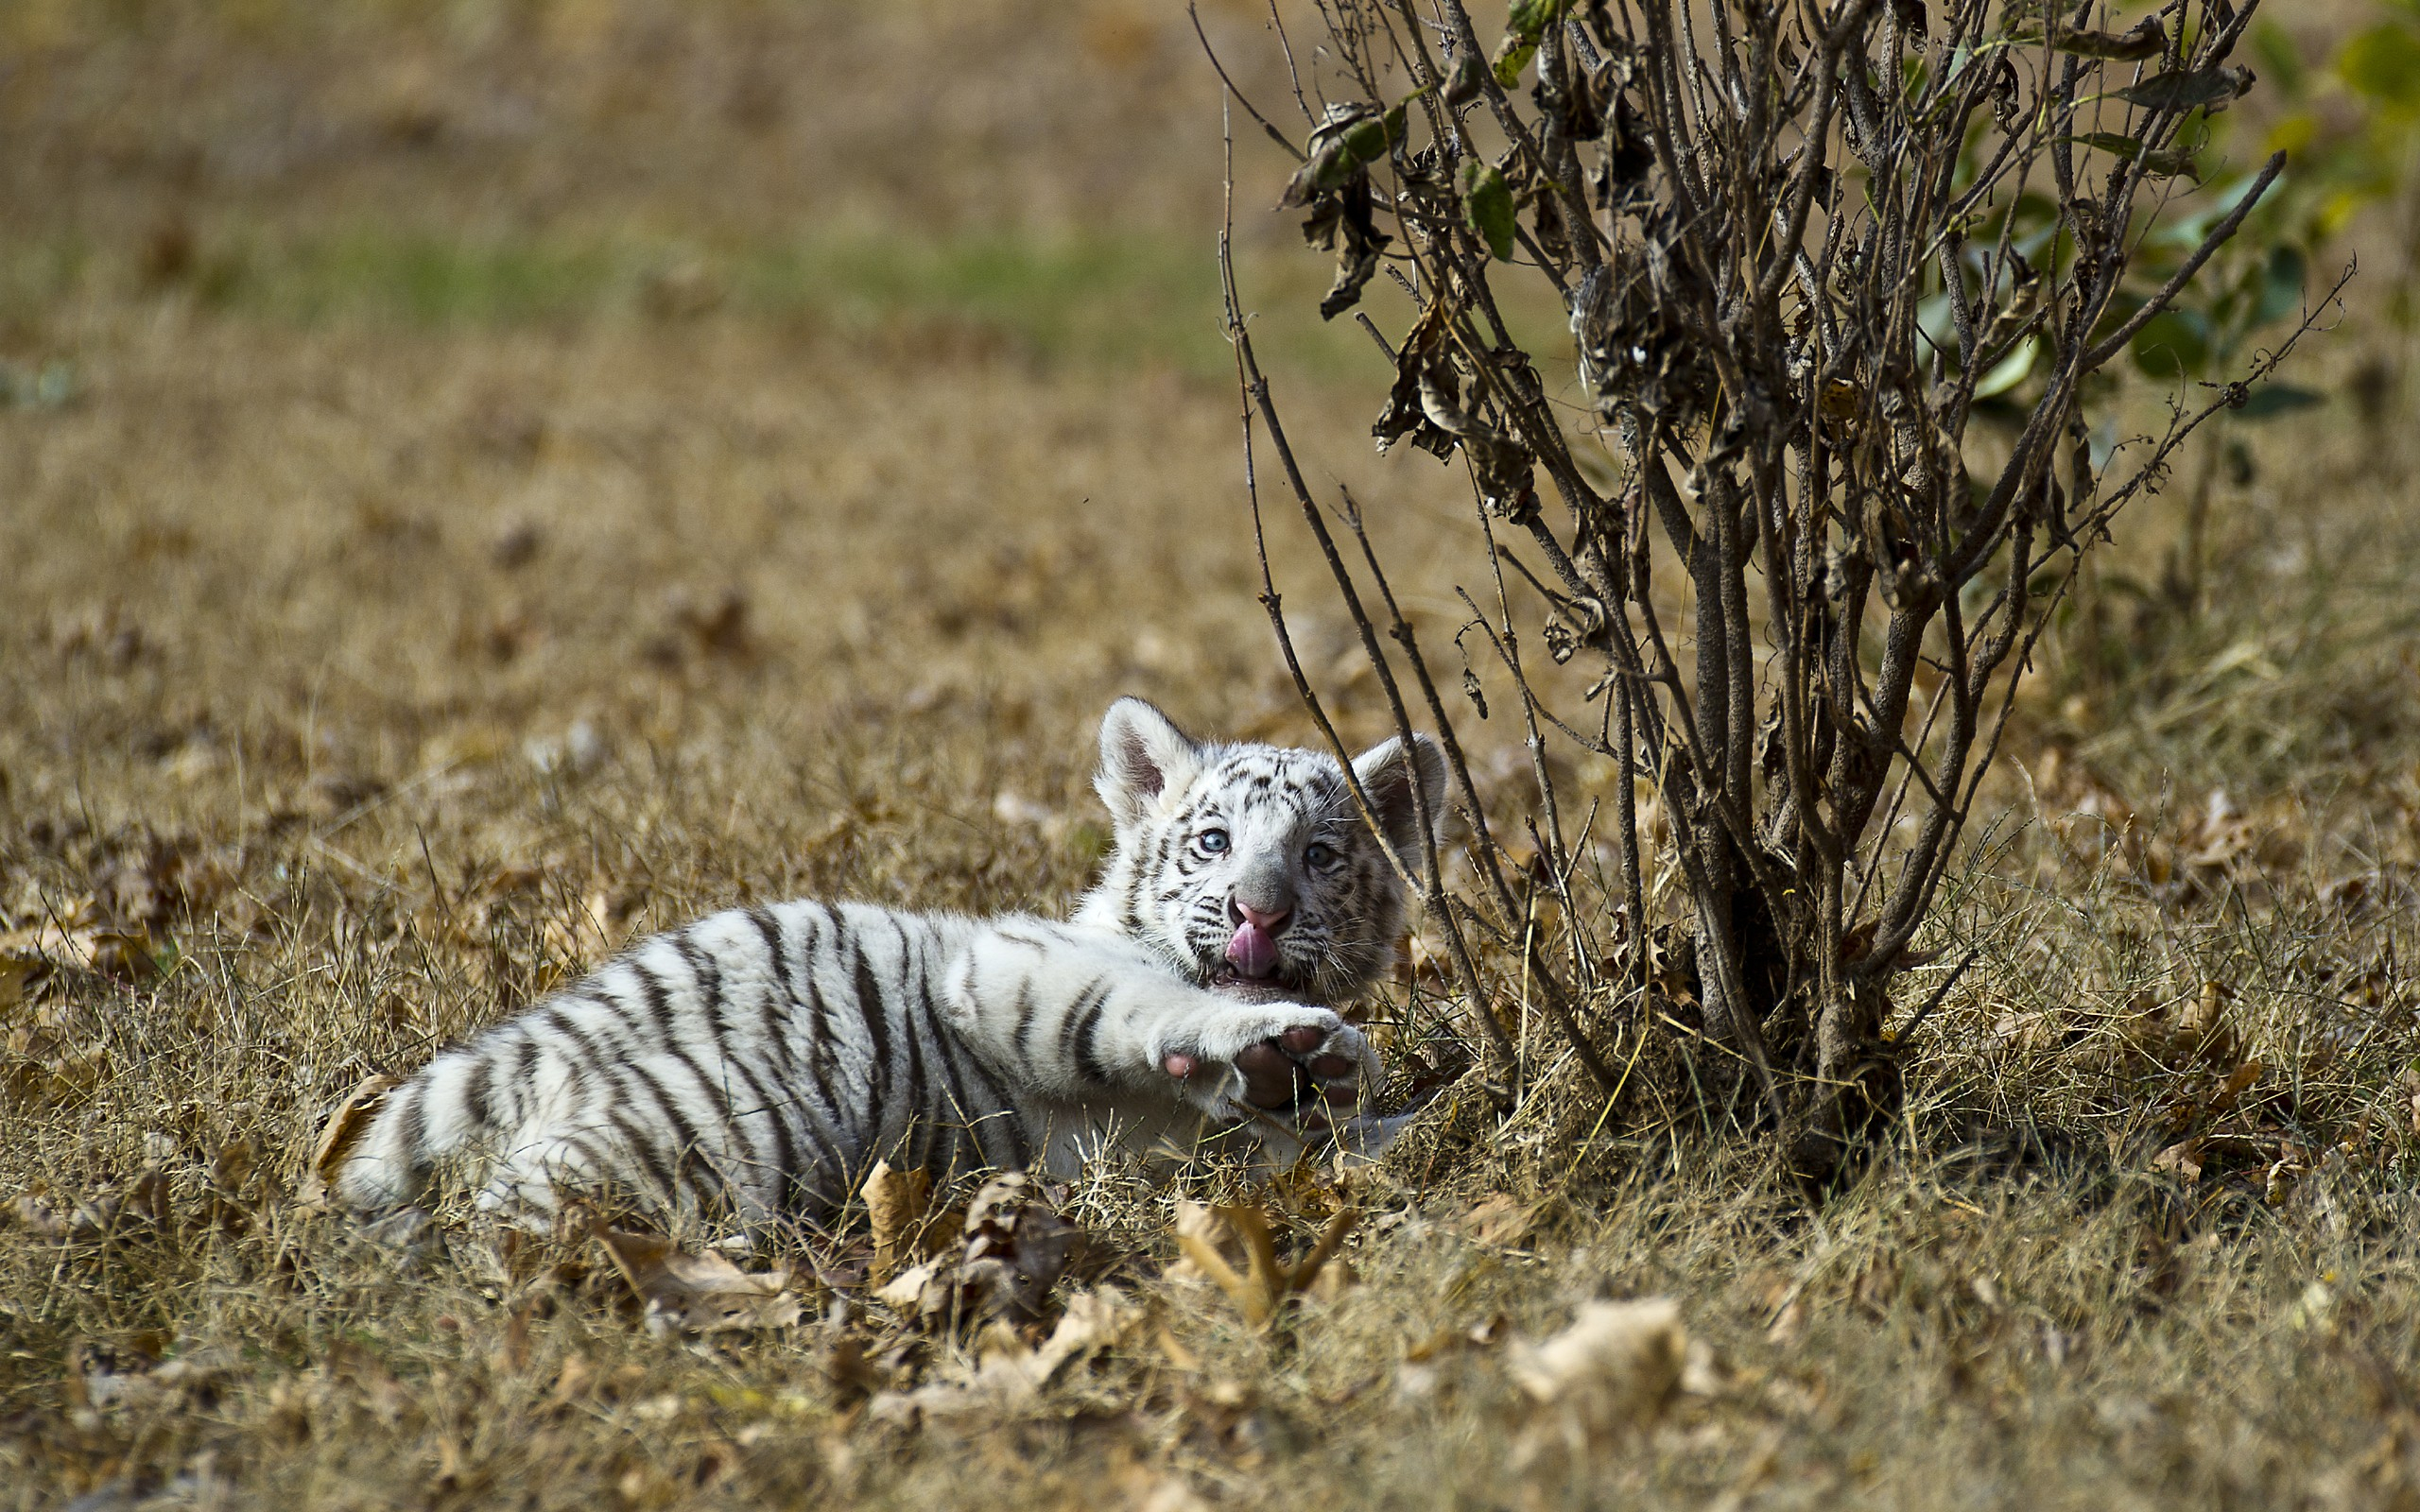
1096,697,1204,825
1352,732,1449,858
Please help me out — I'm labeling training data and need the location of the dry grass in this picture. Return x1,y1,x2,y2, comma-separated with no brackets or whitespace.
7,4,2420,1508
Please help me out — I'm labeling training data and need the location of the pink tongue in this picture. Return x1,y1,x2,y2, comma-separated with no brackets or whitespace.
1226,920,1280,979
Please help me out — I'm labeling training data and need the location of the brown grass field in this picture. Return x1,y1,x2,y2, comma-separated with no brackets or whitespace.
9,3,2420,1507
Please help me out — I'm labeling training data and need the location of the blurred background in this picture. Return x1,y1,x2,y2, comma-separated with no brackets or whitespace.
9,5,2420,1503
1,0,2418,926
2,0,2418,979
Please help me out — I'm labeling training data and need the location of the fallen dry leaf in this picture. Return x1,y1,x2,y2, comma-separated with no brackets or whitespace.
592,1224,801,1337
0,946,38,1007
874,1259,945,1315
958,1172,1080,1320
2152,1138,2205,1184
1171,1199,1355,1331
1510,1297,1687,1454
1458,1193,1547,1248
865,1287,1132,1425
861,1160,933,1278
2211,1059,2265,1114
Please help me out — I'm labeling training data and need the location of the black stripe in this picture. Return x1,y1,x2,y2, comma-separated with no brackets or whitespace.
588,1035,717,1204
1011,981,1039,1069
950,1037,1019,1147
801,926,847,1086
894,932,932,1165
767,911,856,1179
745,905,797,1066
699,1026,804,1202
509,1034,543,1123
675,930,735,1061
626,957,684,1048
461,1057,495,1130
391,1081,429,1176
675,927,790,1195
540,1004,628,1090
628,956,747,1125
605,1104,683,1198
1072,988,1114,1088
855,932,896,1116
925,995,980,1140
1058,976,1108,1079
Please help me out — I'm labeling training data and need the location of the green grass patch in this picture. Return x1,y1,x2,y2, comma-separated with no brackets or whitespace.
0,221,1427,382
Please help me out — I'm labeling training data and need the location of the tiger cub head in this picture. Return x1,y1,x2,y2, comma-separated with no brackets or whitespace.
1075,696,1447,1006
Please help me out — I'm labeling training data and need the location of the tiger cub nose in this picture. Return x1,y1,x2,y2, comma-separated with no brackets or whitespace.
1228,898,1292,936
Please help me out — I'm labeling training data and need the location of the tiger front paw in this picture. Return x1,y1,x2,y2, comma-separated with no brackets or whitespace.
1162,1008,1380,1129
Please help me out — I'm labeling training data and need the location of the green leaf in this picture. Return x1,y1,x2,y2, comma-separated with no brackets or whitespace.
1495,0,1571,83
2339,23,2420,113
2129,307,2213,378
1973,336,2038,399
1507,0,1567,36
1461,162,1517,260
1283,99,1412,201
1340,103,1406,168
1492,36,1538,88
2255,244,2308,327
2235,384,2325,419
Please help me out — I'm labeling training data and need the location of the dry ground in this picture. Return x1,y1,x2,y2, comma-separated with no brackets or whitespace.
8,4,2420,1508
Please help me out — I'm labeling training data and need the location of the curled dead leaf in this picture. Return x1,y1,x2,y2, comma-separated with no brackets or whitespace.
958,1172,1080,1320
866,1288,1133,1425
1171,1199,1355,1331
592,1224,801,1337
861,1160,934,1278
1457,1193,1547,1248
2153,1138,2205,1185
874,1260,946,1316
1509,1297,1687,1456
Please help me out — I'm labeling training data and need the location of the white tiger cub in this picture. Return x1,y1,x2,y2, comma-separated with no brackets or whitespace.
335,697,1446,1229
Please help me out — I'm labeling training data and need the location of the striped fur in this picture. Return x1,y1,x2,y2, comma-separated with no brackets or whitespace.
336,698,1445,1229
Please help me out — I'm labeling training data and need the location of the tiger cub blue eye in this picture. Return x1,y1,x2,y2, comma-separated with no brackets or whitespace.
1305,841,1336,868
1198,829,1230,853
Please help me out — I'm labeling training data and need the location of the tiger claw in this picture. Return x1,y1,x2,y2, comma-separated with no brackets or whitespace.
1176,1010,1383,1129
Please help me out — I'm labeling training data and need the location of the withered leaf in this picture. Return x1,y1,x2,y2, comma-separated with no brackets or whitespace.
1458,1193,1547,1248
861,1160,932,1278
1171,1199,1355,1331
959,1172,1081,1320
1284,100,1408,320
592,1225,801,1337
866,1288,1132,1425
1509,1297,1687,1429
